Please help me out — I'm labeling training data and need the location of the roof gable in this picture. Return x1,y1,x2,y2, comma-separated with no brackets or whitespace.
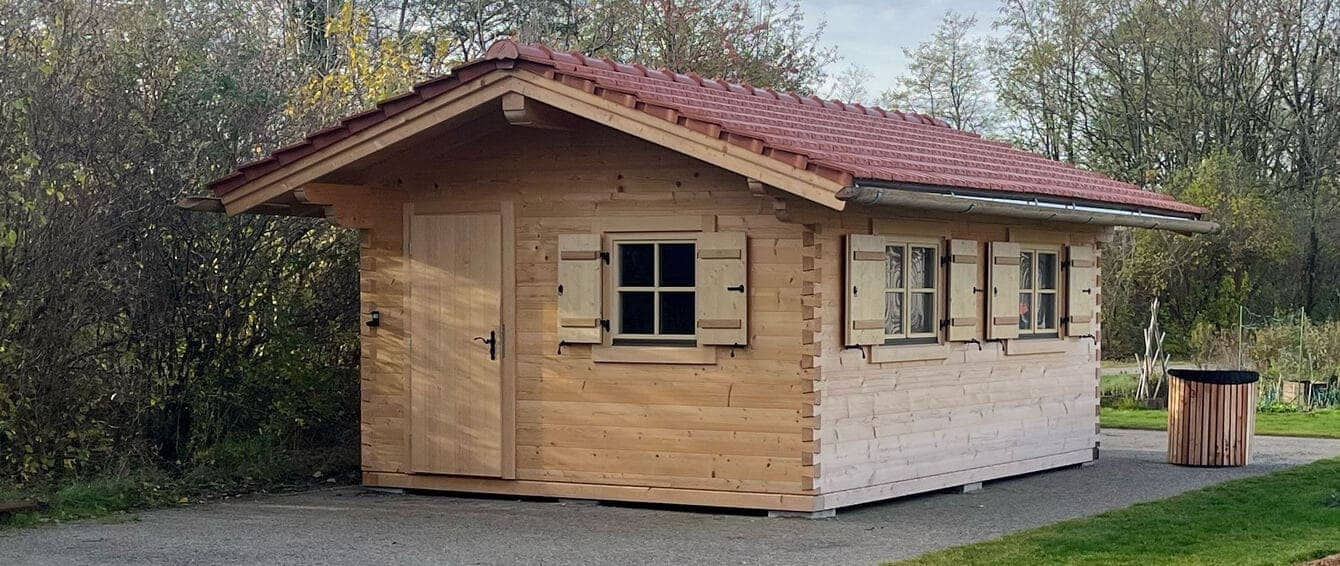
211,40,1204,218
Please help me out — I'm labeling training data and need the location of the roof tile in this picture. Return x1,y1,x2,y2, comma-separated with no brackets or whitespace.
209,39,1203,216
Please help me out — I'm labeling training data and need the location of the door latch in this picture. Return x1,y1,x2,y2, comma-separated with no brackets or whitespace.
473,330,497,361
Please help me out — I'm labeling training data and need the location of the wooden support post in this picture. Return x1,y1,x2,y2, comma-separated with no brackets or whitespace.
502,92,582,130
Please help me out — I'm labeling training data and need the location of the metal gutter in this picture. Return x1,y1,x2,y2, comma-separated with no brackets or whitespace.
836,183,1219,235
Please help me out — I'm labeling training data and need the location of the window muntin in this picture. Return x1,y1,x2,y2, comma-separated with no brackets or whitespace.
613,239,696,343
1018,249,1059,336
883,242,939,343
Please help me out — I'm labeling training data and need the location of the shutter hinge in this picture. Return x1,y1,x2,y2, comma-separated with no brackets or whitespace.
599,319,611,331
599,251,610,264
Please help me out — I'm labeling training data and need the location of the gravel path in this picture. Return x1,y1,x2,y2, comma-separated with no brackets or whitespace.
4,429,1338,566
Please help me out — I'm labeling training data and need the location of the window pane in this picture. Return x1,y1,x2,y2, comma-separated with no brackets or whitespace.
1037,294,1056,330
659,292,695,335
911,247,936,289
885,245,904,288
1038,253,1057,290
619,291,654,334
885,292,903,335
1018,293,1032,330
659,243,695,287
619,244,654,286
1020,252,1034,290
910,292,934,333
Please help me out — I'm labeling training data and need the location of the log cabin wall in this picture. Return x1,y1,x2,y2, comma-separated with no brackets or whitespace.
803,205,1106,509
346,113,814,499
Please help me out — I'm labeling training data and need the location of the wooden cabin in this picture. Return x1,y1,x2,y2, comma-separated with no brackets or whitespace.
191,40,1215,516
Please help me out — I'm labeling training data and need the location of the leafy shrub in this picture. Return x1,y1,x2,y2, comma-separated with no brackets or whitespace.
1250,319,1340,385
1259,401,1303,414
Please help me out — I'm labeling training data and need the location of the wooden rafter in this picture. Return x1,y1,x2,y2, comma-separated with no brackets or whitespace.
220,70,847,215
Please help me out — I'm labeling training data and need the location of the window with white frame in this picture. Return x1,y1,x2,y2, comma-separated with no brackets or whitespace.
1018,248,1059,337
612,238,696,345
883,242,939,344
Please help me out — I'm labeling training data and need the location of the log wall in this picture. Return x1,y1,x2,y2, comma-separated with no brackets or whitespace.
802,207,1104,509
333,104,1105,510
346,113,813,496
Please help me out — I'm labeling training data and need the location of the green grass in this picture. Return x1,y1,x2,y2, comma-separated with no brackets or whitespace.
1100,359,1192,369
1,439,358,530
1101,372,1139,397
892,457,1340,565
1102,407,1340,439
0,474,174,528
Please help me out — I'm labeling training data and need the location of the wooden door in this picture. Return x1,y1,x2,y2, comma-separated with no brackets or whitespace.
407,212,504,477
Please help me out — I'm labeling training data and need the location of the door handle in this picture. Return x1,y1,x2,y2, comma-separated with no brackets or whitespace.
473,330,497,360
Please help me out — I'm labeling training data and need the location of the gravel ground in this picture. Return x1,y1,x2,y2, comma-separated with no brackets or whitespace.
4,429,1338,566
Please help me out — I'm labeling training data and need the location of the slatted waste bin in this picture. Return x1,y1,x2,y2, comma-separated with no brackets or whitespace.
1167,369,1258,467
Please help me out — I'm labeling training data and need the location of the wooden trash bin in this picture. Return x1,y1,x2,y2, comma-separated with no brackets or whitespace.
1167,369,1259,467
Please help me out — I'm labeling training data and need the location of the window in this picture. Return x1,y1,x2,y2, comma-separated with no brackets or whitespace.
883,242,939,344
612,239,696,345
1018,249,1059,337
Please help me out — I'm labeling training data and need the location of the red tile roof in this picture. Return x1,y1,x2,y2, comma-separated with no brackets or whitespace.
211,40,1204,217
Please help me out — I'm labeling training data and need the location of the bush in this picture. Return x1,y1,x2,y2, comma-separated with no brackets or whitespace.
1249,319,1340,384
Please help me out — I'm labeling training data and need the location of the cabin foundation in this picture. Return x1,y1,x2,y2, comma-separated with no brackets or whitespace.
768,509,837,520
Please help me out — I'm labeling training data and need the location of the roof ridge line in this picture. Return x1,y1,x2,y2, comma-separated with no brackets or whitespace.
485,38,962,133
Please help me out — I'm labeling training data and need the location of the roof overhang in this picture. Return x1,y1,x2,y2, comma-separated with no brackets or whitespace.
837,182,1219,235
177,195,326,217
215,69,848,216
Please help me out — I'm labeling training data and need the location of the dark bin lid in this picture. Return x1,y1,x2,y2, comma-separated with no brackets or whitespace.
1167,369,1260,385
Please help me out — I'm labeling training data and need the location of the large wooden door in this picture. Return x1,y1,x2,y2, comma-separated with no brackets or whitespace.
407,212,503,477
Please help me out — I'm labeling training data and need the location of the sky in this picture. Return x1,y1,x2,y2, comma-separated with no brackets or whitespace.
799,0,1000,98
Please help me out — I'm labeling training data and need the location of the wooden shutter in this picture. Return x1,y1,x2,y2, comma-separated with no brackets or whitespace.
946,239,980,342
557,234,602,344
695,232,748,345
845,234,887,346
1067,244,1097,337
988,241,1021,340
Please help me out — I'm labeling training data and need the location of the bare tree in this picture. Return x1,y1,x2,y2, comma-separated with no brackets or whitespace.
881,10,994,131
826,63,873,104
